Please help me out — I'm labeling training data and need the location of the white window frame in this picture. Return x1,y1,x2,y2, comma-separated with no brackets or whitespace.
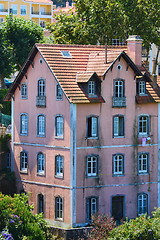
88,81,95,96
113,154,124,175
37,115,46,137
114,80,124,98
55,115,64,138
56,83,63,100
55,155,64,178
138,115,149,136
87,116,98,138
38,79,45,96
21,83,27,99
37,152,45,175
20,5,26,15
20,113,28,135
86,155,98,177
113,115,124,137
139,81,146,95
20,151,28,172
55,196,63,220
138,193,148,215
138,153,149,174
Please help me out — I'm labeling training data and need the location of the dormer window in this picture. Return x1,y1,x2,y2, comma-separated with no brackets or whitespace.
88,81,95,96
138,81,146,95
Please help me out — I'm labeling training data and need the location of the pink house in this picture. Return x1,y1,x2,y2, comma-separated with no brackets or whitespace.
6,35,160,229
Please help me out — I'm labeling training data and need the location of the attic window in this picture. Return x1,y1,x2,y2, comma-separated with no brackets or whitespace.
39,58,43,64
61,51,72,58
117,64,122,70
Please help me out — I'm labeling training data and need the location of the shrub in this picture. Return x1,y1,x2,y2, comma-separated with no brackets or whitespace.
0,193,52,240
108,214,160,240
88,214,116,240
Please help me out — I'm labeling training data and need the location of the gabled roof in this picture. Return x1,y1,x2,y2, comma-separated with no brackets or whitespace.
6,43,159,104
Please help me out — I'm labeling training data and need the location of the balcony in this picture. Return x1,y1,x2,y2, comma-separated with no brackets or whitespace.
112,97,126,107
31,10,51,15
36,96,46,107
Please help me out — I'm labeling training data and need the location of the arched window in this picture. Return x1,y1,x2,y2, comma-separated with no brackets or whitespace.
38,79,45,96
37,152,45,175
55,115,64,138
87,116,98,138
138,115,150,136
137,193,148,215
20,151,28,172
55,196,63,220
37,194,44,214
20,114,28,135
113,154,124,175
55,155,64,177
86,197,98,221
86,155,98,177
37,115,46,136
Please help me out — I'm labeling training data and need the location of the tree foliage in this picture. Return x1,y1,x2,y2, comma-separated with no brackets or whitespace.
0,193,52,240
48,0,160,47
108,210,160,240
0,15,44,88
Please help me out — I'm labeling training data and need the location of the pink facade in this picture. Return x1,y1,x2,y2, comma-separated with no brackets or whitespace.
7,36,160,228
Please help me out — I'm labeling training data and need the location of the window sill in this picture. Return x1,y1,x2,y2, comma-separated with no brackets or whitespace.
55,218,63,222
113,136,125,138
55,175,64,179
86,137,98,140
20,133,28,136
56,98,63,101
37,172,45,177
20,170,28,174
55,136,64,140
37,135,46,138
138,172,148,175
112,174,124,177
86,175,98,178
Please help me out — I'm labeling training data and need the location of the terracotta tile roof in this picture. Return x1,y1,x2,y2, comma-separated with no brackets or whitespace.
36,44,127,103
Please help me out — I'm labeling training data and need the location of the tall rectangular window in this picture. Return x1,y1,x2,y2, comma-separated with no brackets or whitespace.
37,115,46,137
38,79,45,96
11,5,17,14
86,155,98,177
21,83,27,99
55,197,63,220
138,193,148,215
55,116,64,138
37,153,45,175
20,114,28,135
87,116,98,138
56,84,63,100
55,155,64,177
113,154,124,175
114,80,124,98
38,194,44,214
138,81,146,95
86,197,98,221
88,81,95,96
138,153,149,174
20,5,26,15
20,151,28,172
113,115,124,137
138,115,149,136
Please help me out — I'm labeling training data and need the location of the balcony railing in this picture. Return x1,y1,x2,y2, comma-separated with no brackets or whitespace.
31,10,51,15
0,8,8,12
112,96,126,107
36,96,46,107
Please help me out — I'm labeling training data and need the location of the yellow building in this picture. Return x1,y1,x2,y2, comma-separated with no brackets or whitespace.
0,0,53,27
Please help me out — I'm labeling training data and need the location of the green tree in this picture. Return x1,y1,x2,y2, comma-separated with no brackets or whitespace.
0,28,15,88
3,15,44,69
0,15,44,88
0,193,52,240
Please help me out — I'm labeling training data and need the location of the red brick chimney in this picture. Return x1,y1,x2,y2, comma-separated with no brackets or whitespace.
127,35,143,67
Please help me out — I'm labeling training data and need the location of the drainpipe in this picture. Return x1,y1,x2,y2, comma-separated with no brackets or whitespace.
158,103,160,207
